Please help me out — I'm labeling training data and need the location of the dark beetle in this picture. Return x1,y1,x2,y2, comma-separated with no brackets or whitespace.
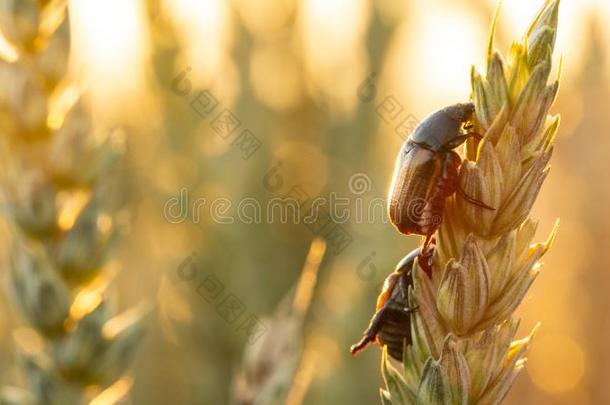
387,102,493,273
350,248,423,361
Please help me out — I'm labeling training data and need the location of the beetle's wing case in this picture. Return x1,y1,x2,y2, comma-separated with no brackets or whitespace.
375,248,419,311
375,271,400,311
395,247,420,273
388,142,442,235
350,249,420,360
377,249,419,360
386,248,418,306
378,274,413,360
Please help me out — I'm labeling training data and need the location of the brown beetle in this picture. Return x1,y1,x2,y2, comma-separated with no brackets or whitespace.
350,247,426,361
387,102,492,274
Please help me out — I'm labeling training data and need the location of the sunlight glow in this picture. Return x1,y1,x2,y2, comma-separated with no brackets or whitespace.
489,0,543,38
69,0,150,120
90,377,133,405
390,2,485,112
47,83,81,130
528,334,586,393
592,0,610,84
234,0,293,40
103,304,148,340
300,0,370,115
12,328,44,356
57,190,90,231
301,0,368,68
70,288,103,321
167,0,231,86
0,34,18,62
250,44,302,110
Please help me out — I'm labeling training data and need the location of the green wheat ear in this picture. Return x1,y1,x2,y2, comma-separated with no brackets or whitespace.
380,1,560,404
0,1,147,403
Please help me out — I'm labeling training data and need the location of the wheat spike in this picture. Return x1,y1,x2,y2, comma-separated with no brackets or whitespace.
0,1,146,403
232,239,326,405
380,1,561,404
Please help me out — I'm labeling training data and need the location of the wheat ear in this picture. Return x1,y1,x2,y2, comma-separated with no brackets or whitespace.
232,239,326,405
380,1,561,404
0,1,146,404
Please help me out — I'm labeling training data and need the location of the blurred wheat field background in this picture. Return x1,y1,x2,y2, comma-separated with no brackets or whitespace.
0,0,609,404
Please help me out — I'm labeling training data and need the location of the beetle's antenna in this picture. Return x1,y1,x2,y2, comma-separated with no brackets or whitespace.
456,185,495,210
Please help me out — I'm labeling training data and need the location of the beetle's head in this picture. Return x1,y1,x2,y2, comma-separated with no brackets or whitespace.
442,102,475,124
410,101,476,151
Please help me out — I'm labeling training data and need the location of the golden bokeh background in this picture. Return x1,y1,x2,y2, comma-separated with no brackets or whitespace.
2,0,610,403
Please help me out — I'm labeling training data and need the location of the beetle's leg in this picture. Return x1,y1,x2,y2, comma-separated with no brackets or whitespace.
419,236,436,276
402,305,418,314
462,121,481,135
421,234,435,259
421,251,433,276
350,306,391,356
442,130,484,151
456,185,495,210
441,134,471,150
465,130,484,141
